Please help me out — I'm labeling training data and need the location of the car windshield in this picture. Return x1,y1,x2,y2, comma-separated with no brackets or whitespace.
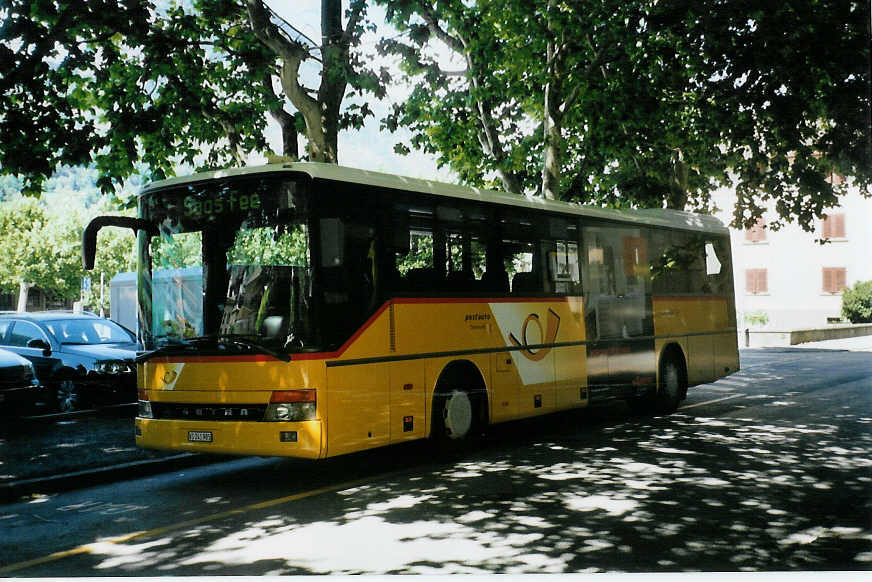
45,319,136,345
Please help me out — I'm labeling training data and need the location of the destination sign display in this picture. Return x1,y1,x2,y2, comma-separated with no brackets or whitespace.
142,176,304,226
183,192,261,218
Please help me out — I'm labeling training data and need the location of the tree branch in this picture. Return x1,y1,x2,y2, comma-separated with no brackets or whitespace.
246,0,320,124
416,3,465,53
341,1,366,45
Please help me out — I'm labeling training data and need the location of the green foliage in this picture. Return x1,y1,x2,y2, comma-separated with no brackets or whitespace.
151,232,203,271
1,1,389,191
841,281,872,324
743,311,770,327
228,226,309,266
0,195,136,310
0,0,277,195
378,0,871,230
396,232,434,274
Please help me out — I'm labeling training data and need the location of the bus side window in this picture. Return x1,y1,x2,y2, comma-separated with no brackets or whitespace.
704,238,733,296
548,240,581,295
582,224,651,339
504,242,537,294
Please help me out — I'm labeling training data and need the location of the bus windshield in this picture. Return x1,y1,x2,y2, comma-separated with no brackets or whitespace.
138,176,315,353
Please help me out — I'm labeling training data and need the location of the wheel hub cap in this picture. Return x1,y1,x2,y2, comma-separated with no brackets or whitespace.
443,391,473,440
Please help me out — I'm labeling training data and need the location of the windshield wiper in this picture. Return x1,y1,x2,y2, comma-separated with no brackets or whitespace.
213,334,291,363
138,335,291,363
136,337,197,363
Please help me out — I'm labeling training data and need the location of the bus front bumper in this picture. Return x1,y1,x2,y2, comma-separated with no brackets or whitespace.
134,417,323,459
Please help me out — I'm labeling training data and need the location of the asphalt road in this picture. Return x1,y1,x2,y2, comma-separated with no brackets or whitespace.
1,341,870,575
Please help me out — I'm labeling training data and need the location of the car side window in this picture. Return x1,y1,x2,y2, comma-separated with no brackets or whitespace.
8,321,49,348
0,320,10,344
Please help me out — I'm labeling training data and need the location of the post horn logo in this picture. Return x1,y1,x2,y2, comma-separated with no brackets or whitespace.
509,309,560,361
162,370,178,385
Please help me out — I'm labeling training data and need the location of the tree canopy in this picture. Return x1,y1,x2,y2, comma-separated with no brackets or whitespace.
0,192,136,311
0,0,386,198
0,0,869,233
379,0,871,230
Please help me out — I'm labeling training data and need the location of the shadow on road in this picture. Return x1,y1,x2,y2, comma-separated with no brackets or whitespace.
35,400,871,575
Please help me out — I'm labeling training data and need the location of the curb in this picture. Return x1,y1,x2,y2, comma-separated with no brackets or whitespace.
0,453,228,504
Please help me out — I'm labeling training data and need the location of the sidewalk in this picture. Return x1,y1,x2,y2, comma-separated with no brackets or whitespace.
787,334,872,352
0,408,224,503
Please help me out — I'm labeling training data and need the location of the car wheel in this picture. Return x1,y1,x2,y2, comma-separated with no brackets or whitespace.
55,380,80,413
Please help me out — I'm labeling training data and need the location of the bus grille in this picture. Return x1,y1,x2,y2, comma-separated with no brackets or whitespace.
149,403,268,421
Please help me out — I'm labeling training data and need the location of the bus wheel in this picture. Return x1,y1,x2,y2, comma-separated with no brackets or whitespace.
430,388,478,452
654,358,684,414
443,390,474,440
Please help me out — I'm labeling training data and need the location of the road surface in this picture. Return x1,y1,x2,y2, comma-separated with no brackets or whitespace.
1,342,870,575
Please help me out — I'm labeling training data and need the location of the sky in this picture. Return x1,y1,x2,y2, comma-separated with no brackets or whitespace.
257,1,455,182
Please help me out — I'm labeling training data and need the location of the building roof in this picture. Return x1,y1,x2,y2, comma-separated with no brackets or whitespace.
142,162,728,234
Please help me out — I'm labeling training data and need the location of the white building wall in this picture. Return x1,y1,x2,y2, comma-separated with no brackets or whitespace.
715,183,872,331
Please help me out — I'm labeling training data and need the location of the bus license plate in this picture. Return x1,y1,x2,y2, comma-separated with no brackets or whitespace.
188,431,213,443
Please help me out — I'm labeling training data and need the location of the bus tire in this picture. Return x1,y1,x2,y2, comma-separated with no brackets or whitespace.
654,357,685,414
429,362,488,452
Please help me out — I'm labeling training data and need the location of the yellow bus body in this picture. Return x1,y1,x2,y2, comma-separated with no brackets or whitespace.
136,295,736,458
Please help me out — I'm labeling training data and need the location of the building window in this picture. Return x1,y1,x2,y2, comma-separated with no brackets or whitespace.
821,213,846,240
822,267,847,294
745,268,768,294
744,218,767,243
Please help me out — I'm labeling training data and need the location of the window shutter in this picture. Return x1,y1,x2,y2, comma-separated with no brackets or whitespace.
834,214,845,238
822,214,846,239
823,267,847,293
835,268,846,292
746,268,767,294
822,268,833,293
745,218,766,243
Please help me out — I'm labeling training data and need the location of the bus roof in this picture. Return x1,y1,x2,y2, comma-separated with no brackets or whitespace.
142,162,728,235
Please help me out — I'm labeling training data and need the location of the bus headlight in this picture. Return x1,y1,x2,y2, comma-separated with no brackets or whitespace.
264,390,316,422
138,400,153,418
138,388,153,418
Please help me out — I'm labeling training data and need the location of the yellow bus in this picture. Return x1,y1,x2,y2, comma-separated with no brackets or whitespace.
83,162,738,458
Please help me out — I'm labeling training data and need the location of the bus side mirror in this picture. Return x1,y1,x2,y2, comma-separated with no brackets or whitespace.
320,218,344,267
83,216,154,270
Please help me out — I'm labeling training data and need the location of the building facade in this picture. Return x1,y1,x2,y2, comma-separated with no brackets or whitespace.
716,182,872,331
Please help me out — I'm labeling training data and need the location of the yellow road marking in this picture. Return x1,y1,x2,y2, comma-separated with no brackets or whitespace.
679,393,743,410
0,472,396,575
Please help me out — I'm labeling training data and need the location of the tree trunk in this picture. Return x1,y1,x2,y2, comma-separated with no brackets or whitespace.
263,76,299,159
541,36,562,201
315,0,344,163
247,0,351,165
276,112,299,159
541,1,567,201
17,281,32,312
666,154,689,209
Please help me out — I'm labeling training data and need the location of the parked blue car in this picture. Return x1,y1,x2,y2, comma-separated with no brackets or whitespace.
0,347,42,416
0,313,141,412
